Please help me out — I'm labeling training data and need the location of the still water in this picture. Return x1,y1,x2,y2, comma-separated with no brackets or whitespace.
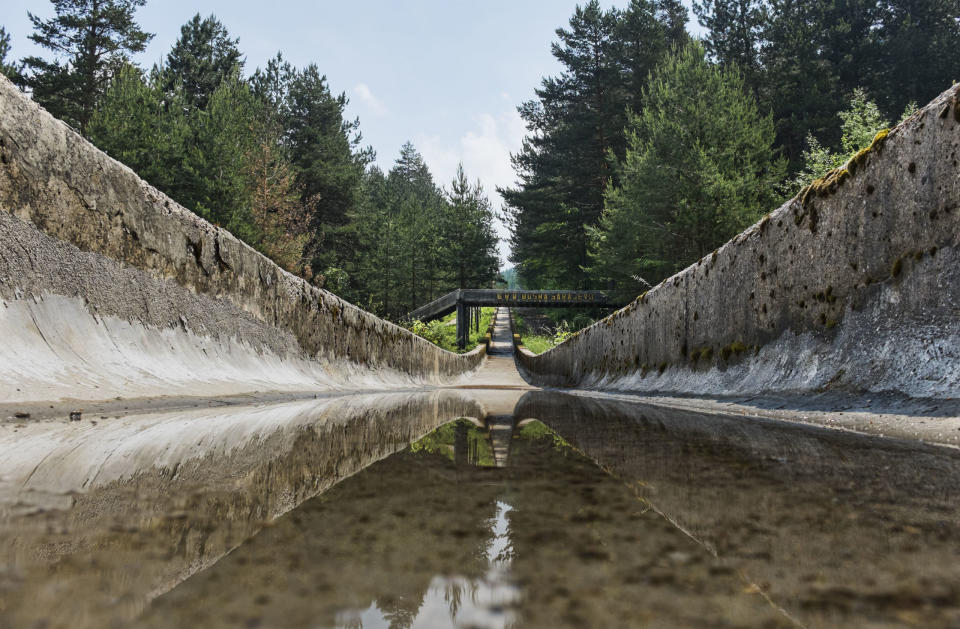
2,390,959,627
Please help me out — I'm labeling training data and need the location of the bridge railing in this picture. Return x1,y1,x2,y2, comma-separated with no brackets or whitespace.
408,289,461,323
410,289,618,323
409,289,621,349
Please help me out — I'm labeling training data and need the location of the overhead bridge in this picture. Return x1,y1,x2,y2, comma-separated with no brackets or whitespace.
410,289,619,348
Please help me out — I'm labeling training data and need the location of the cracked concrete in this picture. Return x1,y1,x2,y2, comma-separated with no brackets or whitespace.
0,75,485,409
516,83,960,403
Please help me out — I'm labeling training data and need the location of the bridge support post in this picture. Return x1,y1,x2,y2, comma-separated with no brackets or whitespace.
456,302,468,349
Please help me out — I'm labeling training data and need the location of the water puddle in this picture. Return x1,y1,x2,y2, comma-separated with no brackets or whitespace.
334,500,519,629
2,390,960,627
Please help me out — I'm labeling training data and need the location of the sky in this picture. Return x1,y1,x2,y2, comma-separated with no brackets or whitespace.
2,1,704,264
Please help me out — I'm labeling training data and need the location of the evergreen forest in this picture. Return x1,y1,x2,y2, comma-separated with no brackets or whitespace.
0,2,499,322
2,0,958,319
501,0,959,300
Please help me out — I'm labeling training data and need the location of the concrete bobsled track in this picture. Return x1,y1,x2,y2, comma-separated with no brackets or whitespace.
516,83,960,402
0,75,486,415
1,67,958,420
3,66,960,628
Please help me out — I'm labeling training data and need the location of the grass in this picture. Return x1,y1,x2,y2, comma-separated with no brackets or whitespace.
519,335,557,354
408,306,495,353
517,420,572,449
512,311,560,354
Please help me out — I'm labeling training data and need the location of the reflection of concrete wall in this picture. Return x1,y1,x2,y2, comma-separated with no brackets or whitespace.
140,443,506,628
142,411,781,629
516,85,960,399
0,391,482,628
0,75,484,405
520,390,960,628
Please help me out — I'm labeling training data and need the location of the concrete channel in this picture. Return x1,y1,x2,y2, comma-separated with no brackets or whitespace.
1,72,960,628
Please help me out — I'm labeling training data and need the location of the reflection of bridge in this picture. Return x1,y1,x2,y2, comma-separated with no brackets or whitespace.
409,289,620,348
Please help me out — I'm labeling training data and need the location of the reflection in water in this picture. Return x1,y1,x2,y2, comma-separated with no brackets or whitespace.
0,391,483,629
4,389,960,628
516,390,960,628
336,498,519,629
138,417,778,628
411,419,497,468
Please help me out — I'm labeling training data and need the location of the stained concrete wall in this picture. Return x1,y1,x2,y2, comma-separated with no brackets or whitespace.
0,75,484,406
517,84,960,400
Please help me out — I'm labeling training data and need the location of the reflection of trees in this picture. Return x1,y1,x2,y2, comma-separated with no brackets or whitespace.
381,595,421,629
444,579,464,622
411,418,496,467
144,409,783,628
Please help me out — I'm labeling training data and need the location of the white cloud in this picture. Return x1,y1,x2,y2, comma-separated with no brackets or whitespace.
417,108,525,198
416,108,527,264
352,83,388,117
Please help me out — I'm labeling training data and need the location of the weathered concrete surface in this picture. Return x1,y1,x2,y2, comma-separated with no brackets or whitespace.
0,75,485,408
451,307,536,416
517,84,960,400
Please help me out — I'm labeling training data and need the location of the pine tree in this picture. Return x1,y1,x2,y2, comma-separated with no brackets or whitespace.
655,0,691,47
588,42,784,298
780,88,896,196
337,142,498,318
443,164,500,289
759,0,844,169
692,0,767,94
87,63,190,194
245,130,310,273
502,0,683,290
160,14,243,110
285,64,373,275
779,134,839,198
616,1,676,121
0,27,20,80
871,0,960,117
181,75,261,241
19,0,153,131
695,0,959,173
345,167,396,314
250,52,294,125
0,28,9,67
837,87,890,155
387,142,445,313
503,1,621,289
89,62,309,275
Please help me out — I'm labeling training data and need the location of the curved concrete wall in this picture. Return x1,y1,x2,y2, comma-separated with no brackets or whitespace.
0,76,484,407
517,84,960,400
